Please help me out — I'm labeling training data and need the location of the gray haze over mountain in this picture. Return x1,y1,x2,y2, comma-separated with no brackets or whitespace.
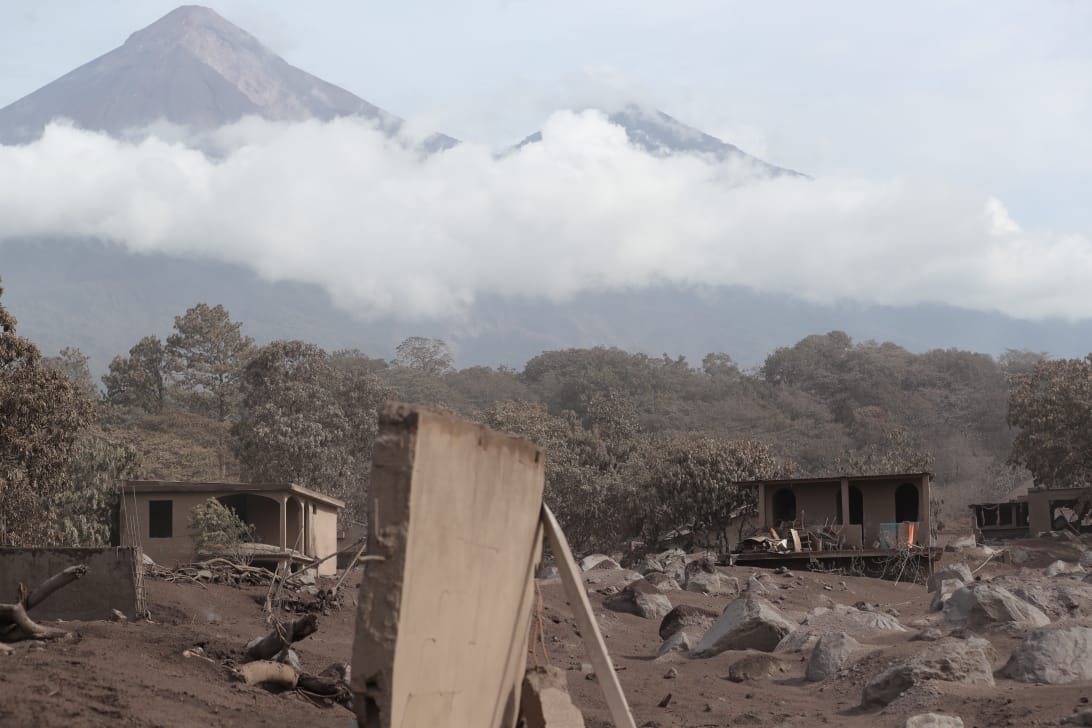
1,5,1090,374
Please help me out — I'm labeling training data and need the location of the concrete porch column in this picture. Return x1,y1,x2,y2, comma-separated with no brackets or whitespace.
279,495,288,550
840,477,850,526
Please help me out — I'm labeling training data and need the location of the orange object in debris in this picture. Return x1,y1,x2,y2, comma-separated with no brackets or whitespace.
908,523,916,545
770,528,778,538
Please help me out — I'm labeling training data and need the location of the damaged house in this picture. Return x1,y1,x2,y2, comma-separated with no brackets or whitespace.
732,472,932,564
119,480,344,575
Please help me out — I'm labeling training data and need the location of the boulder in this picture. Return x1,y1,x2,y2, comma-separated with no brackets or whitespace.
776,604,904,653
930,579,965,612
1008,581,1092,619
685,571,739,597
658,604,718,640
1044,560,1086,577
683,557,715,580
726,652,791,682
581,568,642,590
657,549,688,581
802,604,907,635
580,554,620,571
1063,708,1092,726
644,572,680,592
1000,625,1092,684
521,665,586,728
805,631,859,682
910,627,946,642
943,583,1050,630
775,628,820,653
692,595,797,657
905,715,964,728
927,563,973,593
633,555,665,575
861,638,994,707
537,565,560,580
655,630,695,659
606,579,672,620
745,574,768,595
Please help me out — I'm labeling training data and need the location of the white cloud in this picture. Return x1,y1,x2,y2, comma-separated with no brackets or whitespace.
1,113,1090,322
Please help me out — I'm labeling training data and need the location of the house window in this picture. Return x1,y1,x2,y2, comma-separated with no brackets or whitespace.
149,500,173,538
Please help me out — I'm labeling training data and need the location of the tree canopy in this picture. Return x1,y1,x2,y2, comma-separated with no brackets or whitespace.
1008,356,1092,488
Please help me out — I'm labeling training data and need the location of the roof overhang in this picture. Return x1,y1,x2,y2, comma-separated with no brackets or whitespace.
735,472,933,489
121,480,346,509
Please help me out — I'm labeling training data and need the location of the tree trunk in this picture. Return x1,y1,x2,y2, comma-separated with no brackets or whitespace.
245,614,318,661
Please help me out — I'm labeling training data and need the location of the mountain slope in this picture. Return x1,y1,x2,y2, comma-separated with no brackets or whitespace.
0,5,457,148
518,104,803,177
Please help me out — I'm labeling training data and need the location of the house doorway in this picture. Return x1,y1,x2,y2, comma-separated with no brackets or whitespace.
895,483,920,522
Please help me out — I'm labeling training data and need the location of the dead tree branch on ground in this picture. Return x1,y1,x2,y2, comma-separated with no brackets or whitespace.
0,565,87,643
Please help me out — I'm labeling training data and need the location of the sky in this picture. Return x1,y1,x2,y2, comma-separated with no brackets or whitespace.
1,1,1091,324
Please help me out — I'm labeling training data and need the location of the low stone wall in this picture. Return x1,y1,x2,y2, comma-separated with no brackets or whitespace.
0,547,143,620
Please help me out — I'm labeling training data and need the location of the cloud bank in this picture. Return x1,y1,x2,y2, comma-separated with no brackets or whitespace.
1,112,1090,321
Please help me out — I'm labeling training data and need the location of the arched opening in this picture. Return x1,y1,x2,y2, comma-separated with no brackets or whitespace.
772,488,797,524
849,486,864,525
895,483,920,522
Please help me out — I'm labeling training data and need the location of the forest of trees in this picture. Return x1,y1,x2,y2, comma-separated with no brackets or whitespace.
2,276,1089,553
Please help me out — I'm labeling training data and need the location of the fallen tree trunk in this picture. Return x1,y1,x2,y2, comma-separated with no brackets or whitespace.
0,564,88,643
245,614,318,661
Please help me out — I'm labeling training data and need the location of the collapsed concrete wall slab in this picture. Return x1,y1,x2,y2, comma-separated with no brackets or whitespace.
351,403,546,728
0,547,144,620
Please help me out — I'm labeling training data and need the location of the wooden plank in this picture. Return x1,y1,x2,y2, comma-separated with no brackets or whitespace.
542,504,637,728
351,403,546,728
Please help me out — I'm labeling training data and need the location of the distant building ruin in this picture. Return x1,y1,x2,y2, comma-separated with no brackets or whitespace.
971,485,1092,539
119,480,344,575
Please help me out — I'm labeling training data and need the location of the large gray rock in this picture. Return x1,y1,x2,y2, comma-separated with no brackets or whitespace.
581,568,642,590
1044,560,1086,577
632,555,665,575
643,572,680,592
930,579,965,612
692,595,797,657
605,579,672,620
804,604,907,634
580,554,620,571
655,629,695,659
1000,626,1092,684
658,604,718,640
927,563,973,592
726,652,791,682
805,631,859,681
521,665,586,728
861,638,994,707
943,583,1050,630
1064,708,1092,726
776,604,905,653
1008,581,1092,619
905,715,964,728
684,570,739,596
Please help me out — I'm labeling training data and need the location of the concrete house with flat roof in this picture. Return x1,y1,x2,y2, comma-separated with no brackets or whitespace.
734,472,932,559
119,480,344,575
